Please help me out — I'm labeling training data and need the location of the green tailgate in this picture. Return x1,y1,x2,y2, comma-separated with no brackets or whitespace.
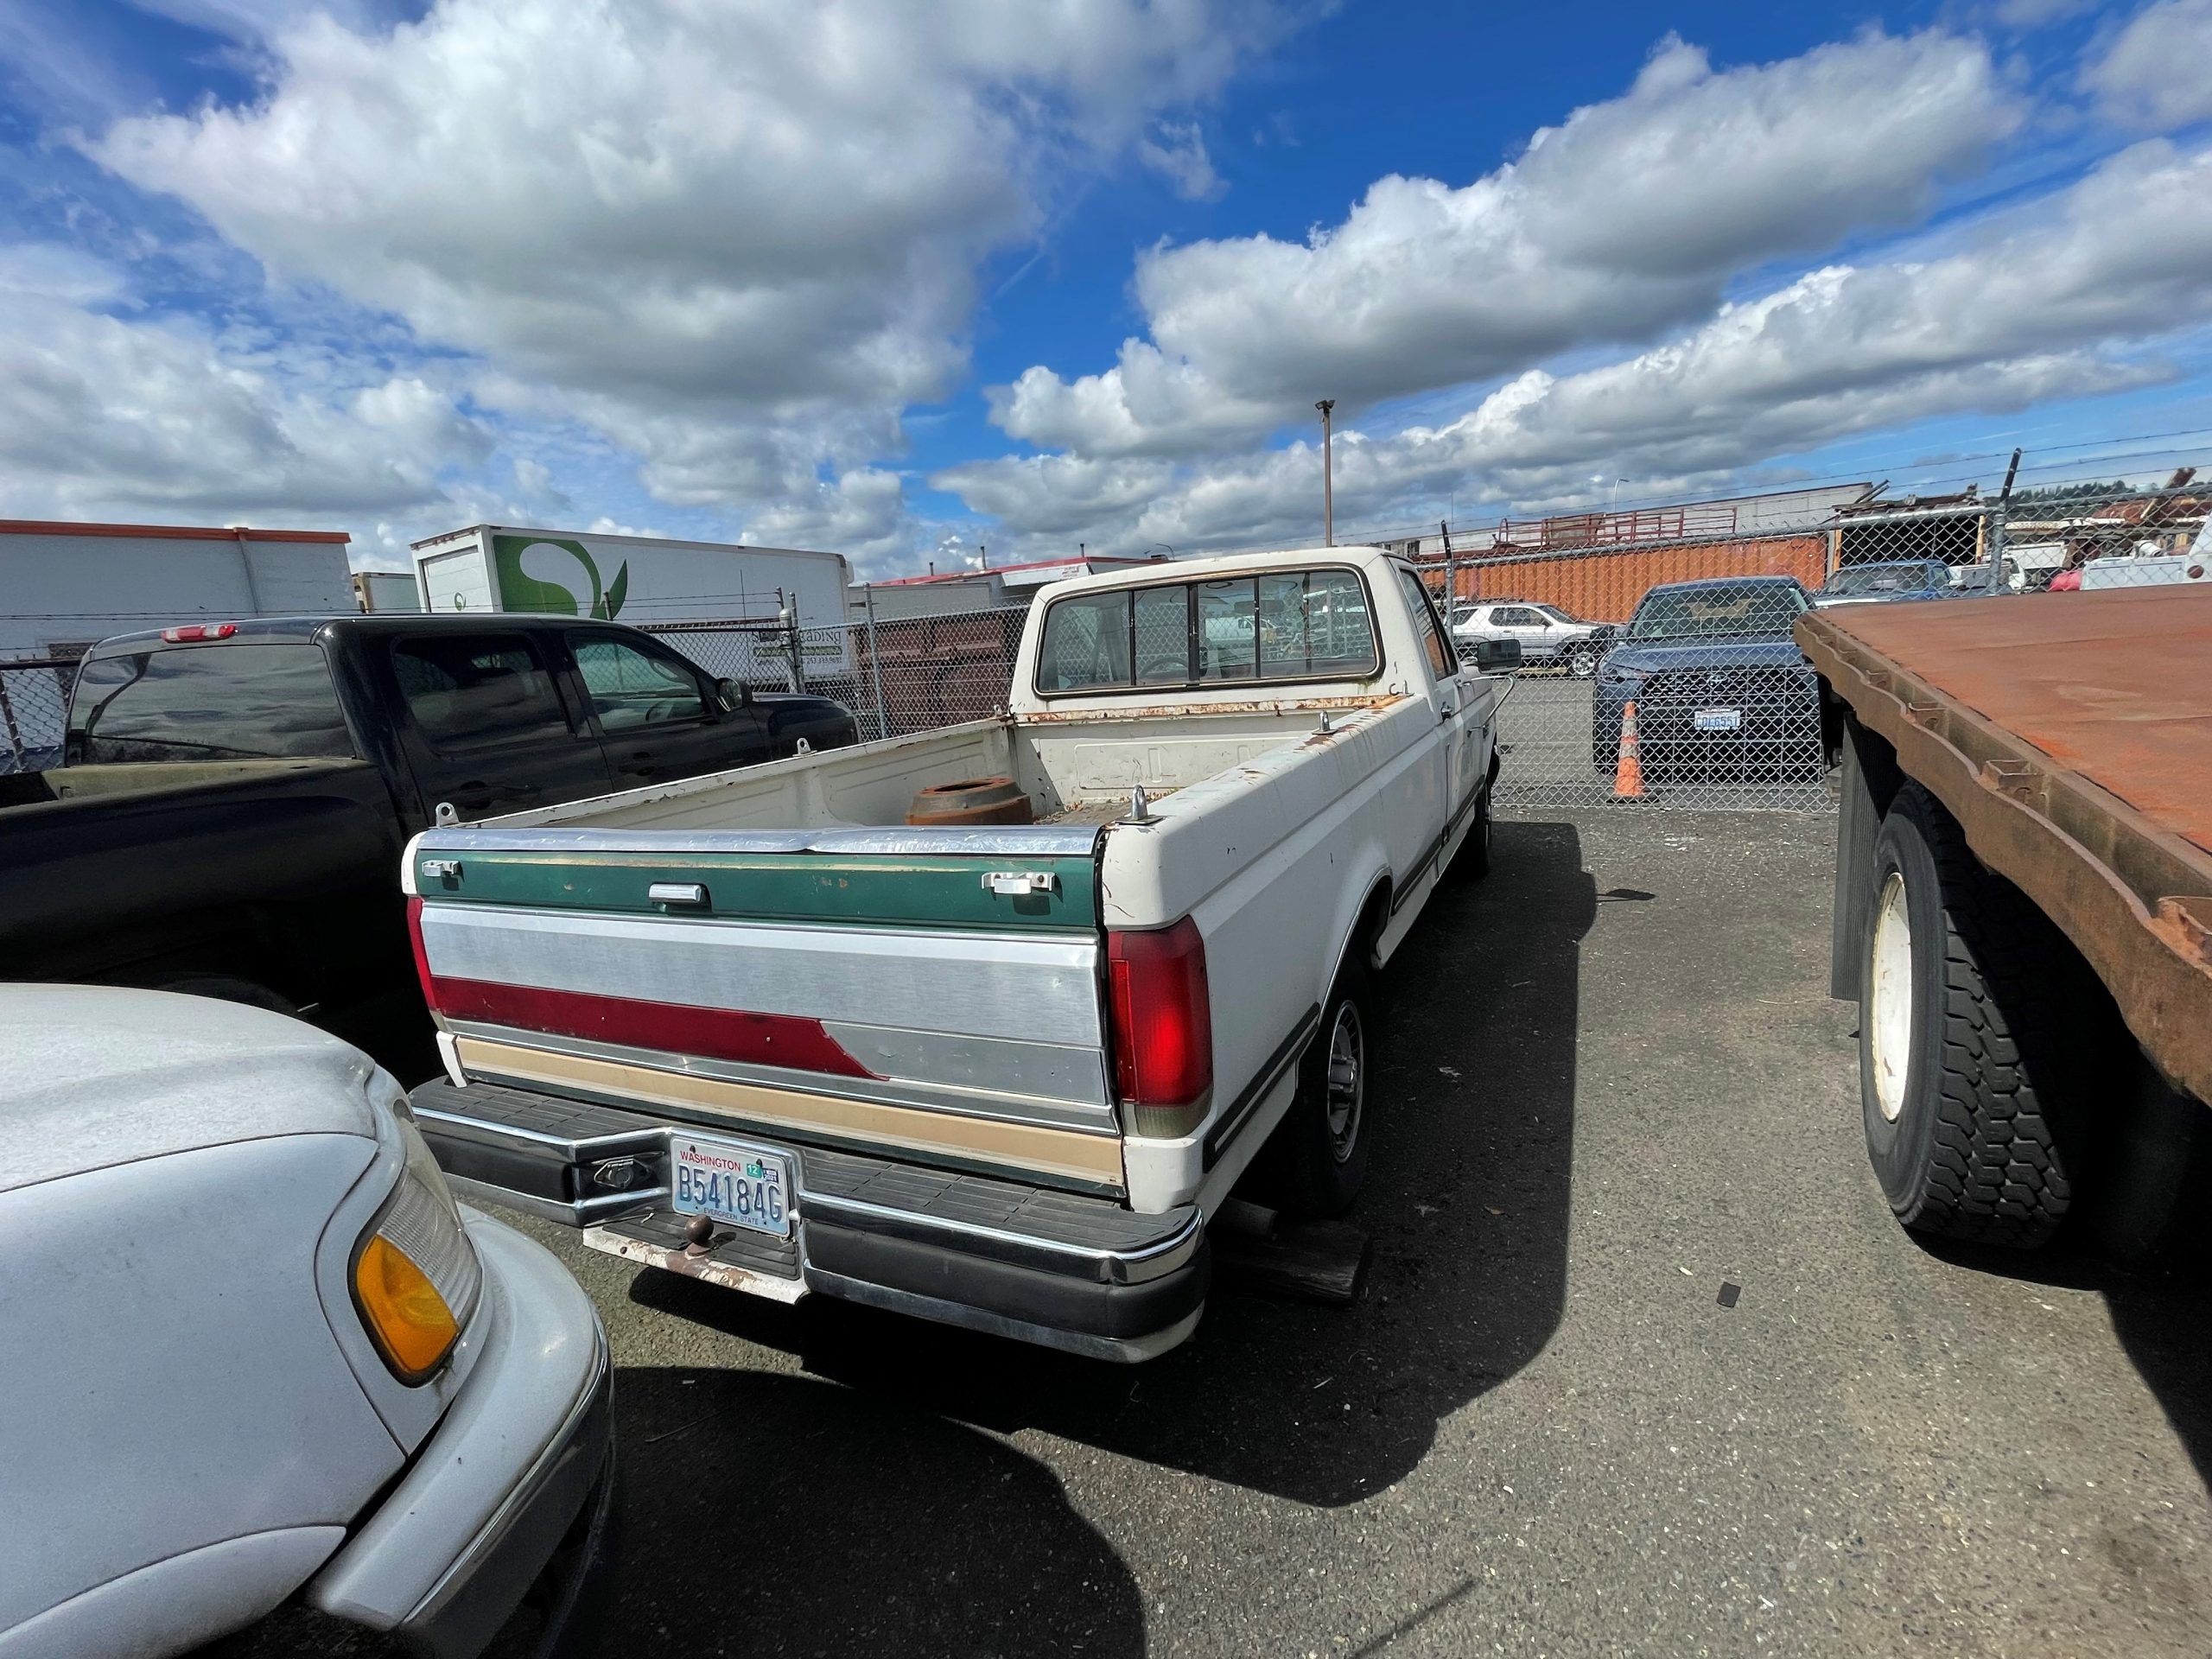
411,847,1100,932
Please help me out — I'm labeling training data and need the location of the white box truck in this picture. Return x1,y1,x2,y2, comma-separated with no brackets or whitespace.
409,526,855,686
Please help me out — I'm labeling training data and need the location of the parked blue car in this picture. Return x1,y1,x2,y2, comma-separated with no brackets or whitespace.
1592,576,1823,783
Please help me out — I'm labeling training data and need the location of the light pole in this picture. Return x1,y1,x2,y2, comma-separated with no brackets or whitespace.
1316,399,1336,546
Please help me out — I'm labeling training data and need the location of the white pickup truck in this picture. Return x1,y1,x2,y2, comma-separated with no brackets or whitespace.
404,547,1516,1360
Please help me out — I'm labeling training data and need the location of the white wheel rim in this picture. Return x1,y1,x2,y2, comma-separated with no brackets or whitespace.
1869,870,1913,1123
1325,1002,1365,1163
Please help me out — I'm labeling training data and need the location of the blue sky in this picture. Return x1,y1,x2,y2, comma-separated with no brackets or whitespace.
1,0,2209,575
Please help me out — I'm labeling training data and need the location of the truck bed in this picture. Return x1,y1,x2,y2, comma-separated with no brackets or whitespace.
1798,586,2212,1102
481,704,1382,836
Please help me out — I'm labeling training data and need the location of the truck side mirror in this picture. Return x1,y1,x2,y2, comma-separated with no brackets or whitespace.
718,677,753,710
1471,638,1522,672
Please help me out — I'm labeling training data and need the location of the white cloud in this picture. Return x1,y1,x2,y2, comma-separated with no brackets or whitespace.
1138,121,1227,201
2083,0,2212,130
944,139,2212,556
0,257,492,525
91,0,1280,533
1995,0,2098,26
992,29,2018,458
739,467,917,575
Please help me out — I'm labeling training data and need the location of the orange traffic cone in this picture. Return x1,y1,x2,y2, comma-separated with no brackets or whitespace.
1611,699,1646,799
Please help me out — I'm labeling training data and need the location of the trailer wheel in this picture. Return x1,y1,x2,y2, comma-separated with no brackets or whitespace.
1860,784,2075,1246
1276,961,1373,1220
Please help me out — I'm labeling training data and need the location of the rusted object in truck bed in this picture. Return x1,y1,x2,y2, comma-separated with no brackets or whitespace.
1798,585,2212,1104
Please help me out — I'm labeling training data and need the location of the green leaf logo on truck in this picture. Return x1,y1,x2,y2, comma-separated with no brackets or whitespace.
492,535,630,620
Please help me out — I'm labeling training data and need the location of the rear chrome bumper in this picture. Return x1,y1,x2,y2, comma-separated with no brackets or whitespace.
412,1077,1209,1363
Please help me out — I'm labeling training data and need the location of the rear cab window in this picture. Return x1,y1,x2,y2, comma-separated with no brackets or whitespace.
69,643,355,764
1393,567,1454,681
389,634,575,750
1035,566,1379,696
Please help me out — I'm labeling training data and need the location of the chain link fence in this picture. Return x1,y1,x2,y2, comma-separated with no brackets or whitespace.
1421,469,2207,813
0,657,71,773
639,607,1032,742
4,465,2200,804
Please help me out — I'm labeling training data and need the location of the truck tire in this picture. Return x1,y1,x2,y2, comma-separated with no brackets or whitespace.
1447,784,1493,881
1277,960,1373,1219
1859,784,2075,1247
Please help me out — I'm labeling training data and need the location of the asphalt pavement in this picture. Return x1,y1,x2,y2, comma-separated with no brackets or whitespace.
237,808,2212,1657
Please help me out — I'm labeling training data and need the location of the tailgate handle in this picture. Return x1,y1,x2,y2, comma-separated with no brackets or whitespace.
982,871,1058,896
648,881,710,908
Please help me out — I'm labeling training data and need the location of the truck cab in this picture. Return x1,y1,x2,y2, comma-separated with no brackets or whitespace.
2,615,857,1073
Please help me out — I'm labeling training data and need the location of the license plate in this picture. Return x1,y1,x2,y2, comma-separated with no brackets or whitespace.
671,1134,793,1238
1693,707,1743,732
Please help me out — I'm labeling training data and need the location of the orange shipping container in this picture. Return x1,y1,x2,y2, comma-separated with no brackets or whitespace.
1440,534,1828,623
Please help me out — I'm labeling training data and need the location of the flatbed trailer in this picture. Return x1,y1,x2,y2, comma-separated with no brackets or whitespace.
1799,584,2212,1251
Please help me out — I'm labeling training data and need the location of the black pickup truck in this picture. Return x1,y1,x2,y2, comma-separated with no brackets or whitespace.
0,613,856,1077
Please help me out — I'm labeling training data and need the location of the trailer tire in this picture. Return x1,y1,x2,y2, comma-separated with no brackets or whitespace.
1860,783,2075,1247
1276,960,1374,1220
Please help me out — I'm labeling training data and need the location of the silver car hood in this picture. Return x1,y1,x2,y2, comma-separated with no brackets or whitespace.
0,985,387,1193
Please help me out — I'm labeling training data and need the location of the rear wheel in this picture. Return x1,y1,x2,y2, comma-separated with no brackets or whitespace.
1859,784,2077,1246
1567,644,1599,678
1275,961,1373,1219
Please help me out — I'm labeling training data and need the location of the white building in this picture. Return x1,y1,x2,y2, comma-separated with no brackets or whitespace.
0,518,355,661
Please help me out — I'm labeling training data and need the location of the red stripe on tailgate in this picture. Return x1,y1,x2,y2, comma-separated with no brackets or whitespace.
427,976,880,1079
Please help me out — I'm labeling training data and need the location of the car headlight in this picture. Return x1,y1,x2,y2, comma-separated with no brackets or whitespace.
1599,664,1650,686
352,1112,483,1384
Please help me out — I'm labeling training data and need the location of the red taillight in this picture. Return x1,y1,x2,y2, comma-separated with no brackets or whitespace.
406,895,438,1010
158,622,238,643
1107,916,1213,1136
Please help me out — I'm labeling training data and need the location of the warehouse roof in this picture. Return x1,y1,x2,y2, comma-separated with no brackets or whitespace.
0,518,351,544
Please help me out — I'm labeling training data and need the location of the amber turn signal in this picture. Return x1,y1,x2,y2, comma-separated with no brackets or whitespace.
353,1233,461,1382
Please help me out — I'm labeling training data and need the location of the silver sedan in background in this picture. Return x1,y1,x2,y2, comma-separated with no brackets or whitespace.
0,987,613,1659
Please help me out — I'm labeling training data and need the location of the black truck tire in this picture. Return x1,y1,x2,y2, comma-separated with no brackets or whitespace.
1275,959,1374,1220
1859,783,2075,1247
1446,784,1493,881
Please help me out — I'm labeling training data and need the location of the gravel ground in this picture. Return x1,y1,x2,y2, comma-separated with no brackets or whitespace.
235,809,2212,1658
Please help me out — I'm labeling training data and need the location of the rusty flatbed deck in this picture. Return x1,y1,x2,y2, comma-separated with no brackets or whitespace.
1799,585,2212,1103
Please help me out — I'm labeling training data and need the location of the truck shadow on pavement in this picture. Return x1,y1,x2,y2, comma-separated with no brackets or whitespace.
1916,1232,2212,1496
563,1367,1147,1659
629,820,1597,1509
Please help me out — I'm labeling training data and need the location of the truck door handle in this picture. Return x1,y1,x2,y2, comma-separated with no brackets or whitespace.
649,882,710,907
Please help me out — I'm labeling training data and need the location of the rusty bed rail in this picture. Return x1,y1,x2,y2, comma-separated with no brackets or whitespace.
1798,598,2212,1104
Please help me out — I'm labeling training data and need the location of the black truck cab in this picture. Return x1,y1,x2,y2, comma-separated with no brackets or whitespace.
4,613,857,1075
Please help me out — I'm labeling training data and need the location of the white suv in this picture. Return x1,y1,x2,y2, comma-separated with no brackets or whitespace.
1451,601,1611,677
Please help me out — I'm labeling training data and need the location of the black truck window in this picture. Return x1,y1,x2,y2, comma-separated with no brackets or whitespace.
71,644,354,763
391,635,572,751
571,637,705,730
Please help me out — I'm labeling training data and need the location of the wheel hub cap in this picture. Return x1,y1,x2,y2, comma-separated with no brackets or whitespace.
1869,870,1913,1123
1325,1002,1364,1162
